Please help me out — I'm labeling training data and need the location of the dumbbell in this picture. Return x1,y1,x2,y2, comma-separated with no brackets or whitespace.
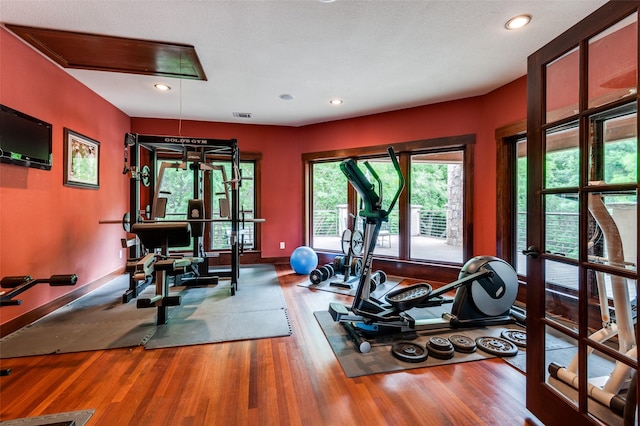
309,264,335,284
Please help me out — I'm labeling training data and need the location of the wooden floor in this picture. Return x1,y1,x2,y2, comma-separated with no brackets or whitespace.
0,265,543,425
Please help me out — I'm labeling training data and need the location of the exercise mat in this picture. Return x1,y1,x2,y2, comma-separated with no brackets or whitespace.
0,275,158,357
144,264,291,349
314,306,526,378
0,409,94,426
1,265,291,357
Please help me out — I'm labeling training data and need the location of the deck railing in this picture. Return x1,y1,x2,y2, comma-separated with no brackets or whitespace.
313,208,579,255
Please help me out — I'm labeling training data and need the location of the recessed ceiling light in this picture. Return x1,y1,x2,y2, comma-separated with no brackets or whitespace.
280,94,295,100
505,14,531,30
154,83,171,91
329,99,343,105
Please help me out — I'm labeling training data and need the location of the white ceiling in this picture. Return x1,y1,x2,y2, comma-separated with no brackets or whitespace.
1,0,608,127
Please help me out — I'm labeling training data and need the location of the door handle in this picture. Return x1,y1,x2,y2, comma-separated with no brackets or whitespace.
522,246,541,259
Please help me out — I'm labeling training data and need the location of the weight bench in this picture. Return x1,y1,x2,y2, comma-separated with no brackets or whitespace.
130,222,202,325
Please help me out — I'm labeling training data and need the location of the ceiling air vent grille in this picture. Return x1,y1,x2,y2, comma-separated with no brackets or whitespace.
233,112,252,118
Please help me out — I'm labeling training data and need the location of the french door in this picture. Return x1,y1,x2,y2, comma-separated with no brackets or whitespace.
526,2,640,424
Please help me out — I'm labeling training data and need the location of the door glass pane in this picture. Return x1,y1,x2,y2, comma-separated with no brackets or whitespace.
587,347,636,424
516,139,527,275
312,161,348,252
588,108,637,186
546,47,579,123
545,123,579,189
410,151,463,263
545,193,579,260
587,191,637,274
545,259,579,323
545,324,579,410
588,13,638,109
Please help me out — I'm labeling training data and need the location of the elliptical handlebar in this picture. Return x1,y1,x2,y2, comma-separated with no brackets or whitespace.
385,147,404,216
339,146,405,221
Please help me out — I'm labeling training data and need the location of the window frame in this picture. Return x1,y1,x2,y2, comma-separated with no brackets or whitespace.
303,135,475,279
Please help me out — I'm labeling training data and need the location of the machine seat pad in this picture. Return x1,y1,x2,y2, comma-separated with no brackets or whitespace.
155,259,177,271
131,222,191,249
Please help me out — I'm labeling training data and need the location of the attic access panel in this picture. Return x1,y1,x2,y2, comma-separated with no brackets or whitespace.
5,24,207,80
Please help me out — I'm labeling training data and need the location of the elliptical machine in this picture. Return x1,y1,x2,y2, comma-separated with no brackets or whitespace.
328,147,520,337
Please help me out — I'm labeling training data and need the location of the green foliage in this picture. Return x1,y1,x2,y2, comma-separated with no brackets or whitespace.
312,162,347,209
410,162,449,210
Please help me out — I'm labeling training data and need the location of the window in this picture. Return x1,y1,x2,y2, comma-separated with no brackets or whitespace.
304,136,474,270
155,156,258,252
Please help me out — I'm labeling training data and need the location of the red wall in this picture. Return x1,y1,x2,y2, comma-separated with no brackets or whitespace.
133,81,528,259
1,26,528,327
0,28,130,324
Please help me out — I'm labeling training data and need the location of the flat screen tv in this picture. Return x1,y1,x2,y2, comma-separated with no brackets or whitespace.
0,104,52,170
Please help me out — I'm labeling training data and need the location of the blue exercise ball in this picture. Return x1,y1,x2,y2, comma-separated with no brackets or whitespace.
290,246,318,275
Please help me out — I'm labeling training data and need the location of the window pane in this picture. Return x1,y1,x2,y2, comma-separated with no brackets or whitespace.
365,157,402,258
546,47,579,123
410,151,463,263
311,161,348,252
516,139,527,275
206,161,255,250
588,13,638,109
546,123,579,189
155,160,194,251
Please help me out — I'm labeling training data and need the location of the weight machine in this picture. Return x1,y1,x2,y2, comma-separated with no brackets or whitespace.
328,147,520,350
120,133,249,300
1,273,77,376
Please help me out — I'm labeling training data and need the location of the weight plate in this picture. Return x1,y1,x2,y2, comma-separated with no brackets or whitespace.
341,229,352,255
309,269,323,285
426,338,455,360
377,270,387,284
141,165,151,187
475,336,518,357
501,329,527,348
324,264,335,277
319,266,330,281
448,335,477,353
351,230,365,256
122,212,131,233
391,341,428,363
428,336,454,352
352,258,363,276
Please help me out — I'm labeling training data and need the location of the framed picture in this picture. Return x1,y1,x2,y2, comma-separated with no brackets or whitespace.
63,128,100,189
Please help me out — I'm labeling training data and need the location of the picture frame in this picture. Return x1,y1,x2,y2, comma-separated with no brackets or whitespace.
63,128,100,189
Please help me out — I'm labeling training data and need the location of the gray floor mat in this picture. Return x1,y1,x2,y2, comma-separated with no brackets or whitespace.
1,265,291,357
314,309,525,378
298,276,401,297
0,410,94,426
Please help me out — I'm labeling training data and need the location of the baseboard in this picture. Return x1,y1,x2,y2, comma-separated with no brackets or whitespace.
0,269,125,338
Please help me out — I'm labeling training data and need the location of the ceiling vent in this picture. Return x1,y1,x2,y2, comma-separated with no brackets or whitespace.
232,112,252,119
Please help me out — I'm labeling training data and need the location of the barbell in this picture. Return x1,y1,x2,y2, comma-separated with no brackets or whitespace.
100,213,266,233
